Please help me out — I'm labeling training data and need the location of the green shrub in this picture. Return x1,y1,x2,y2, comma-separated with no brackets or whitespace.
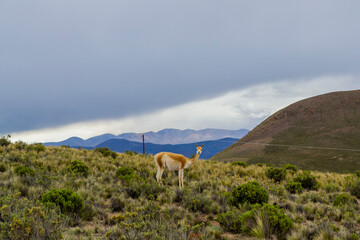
333,193,352,206
94,147,117,158
218,204,293,239
355,170,360,178
282,164,298,172
68,160,89,177
350,233,360,240
241,204,293,240
140,181,166,200
116,166,134,177
231,161,248,167
41,188,84,214
266,167,287,183
285,181,303,194
110,197,126,212
293,171,319,190
125,150,138,156
26,143,46,153
14,165,35,177
115,166,138,183
350,181,360,199
0,135,11,147
323,182,340,193
0,193,64,240
14,141,27,150
125,180,142,199
181,190,217,214
217,208,243,233
0,163,6,172
231,181,269,206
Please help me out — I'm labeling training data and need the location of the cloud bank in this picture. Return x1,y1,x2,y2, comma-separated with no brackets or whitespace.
1,1,360,134
11,76,360,143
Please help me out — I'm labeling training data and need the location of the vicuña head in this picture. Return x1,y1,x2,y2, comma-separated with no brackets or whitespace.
154,144,204,188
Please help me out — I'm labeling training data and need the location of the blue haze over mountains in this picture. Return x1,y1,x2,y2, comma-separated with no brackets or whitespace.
44,128,249,159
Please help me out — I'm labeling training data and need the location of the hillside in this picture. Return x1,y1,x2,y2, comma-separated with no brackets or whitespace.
44,128,248,147
95,137,238,159
1,140,360,239
212,90,360,172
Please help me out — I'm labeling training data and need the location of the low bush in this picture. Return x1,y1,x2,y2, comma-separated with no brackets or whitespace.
140,181,165,200
323,182,340,193
231,181,269,206
350,181,360,199
231,161,248,167
94,147,117,159
218,204,293,239
333,193,352,206
293,171,319,190
181,191,218,214
285,181,303,194
26,143,46,153
125,150,138,156
0,135,11,147
241,204,293,240
116,166,134,177
14,165,35,177
0,163,6,172
0,193,64,240
125,180,142,199
354,170,360,178
282,164,298,172
217,208,243,233
68,160,89,177
116,167,138,183
110,197,126,212
41,189,84,215
266,167,287,183
14,141,27,150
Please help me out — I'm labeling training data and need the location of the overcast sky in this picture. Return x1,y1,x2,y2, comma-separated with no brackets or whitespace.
1,1,360,142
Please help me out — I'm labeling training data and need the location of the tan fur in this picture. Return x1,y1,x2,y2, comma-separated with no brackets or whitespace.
154,144,203,188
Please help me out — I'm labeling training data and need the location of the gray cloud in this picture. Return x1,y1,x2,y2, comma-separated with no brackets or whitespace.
1,1,360,133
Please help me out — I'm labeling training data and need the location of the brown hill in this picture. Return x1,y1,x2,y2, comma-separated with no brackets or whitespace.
211,90,360,172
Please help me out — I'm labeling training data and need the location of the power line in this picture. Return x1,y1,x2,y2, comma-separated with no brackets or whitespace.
237,141,360,152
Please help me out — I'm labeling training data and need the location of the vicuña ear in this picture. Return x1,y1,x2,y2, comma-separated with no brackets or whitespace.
201,144,204,147
195,144,198,147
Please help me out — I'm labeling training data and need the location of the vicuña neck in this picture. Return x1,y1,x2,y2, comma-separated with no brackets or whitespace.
190,153,200,164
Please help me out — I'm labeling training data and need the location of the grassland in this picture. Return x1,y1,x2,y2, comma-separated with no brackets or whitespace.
1,139,360,239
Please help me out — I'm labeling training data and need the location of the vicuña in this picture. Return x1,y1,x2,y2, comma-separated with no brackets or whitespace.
154,144,204,188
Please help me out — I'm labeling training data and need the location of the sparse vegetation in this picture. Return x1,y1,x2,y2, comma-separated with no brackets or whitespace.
1,140,360,239
231,161,248,167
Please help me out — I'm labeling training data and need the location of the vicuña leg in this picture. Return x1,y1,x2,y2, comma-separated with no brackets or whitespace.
181,169,184,188
178,169,184,188
156,167,165,182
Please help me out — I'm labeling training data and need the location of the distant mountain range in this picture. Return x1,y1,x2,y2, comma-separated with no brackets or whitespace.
95,138,239,159
44,128,248,159
44,128,248,147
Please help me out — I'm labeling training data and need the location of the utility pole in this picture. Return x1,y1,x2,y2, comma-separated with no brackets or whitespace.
142,134,145,155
